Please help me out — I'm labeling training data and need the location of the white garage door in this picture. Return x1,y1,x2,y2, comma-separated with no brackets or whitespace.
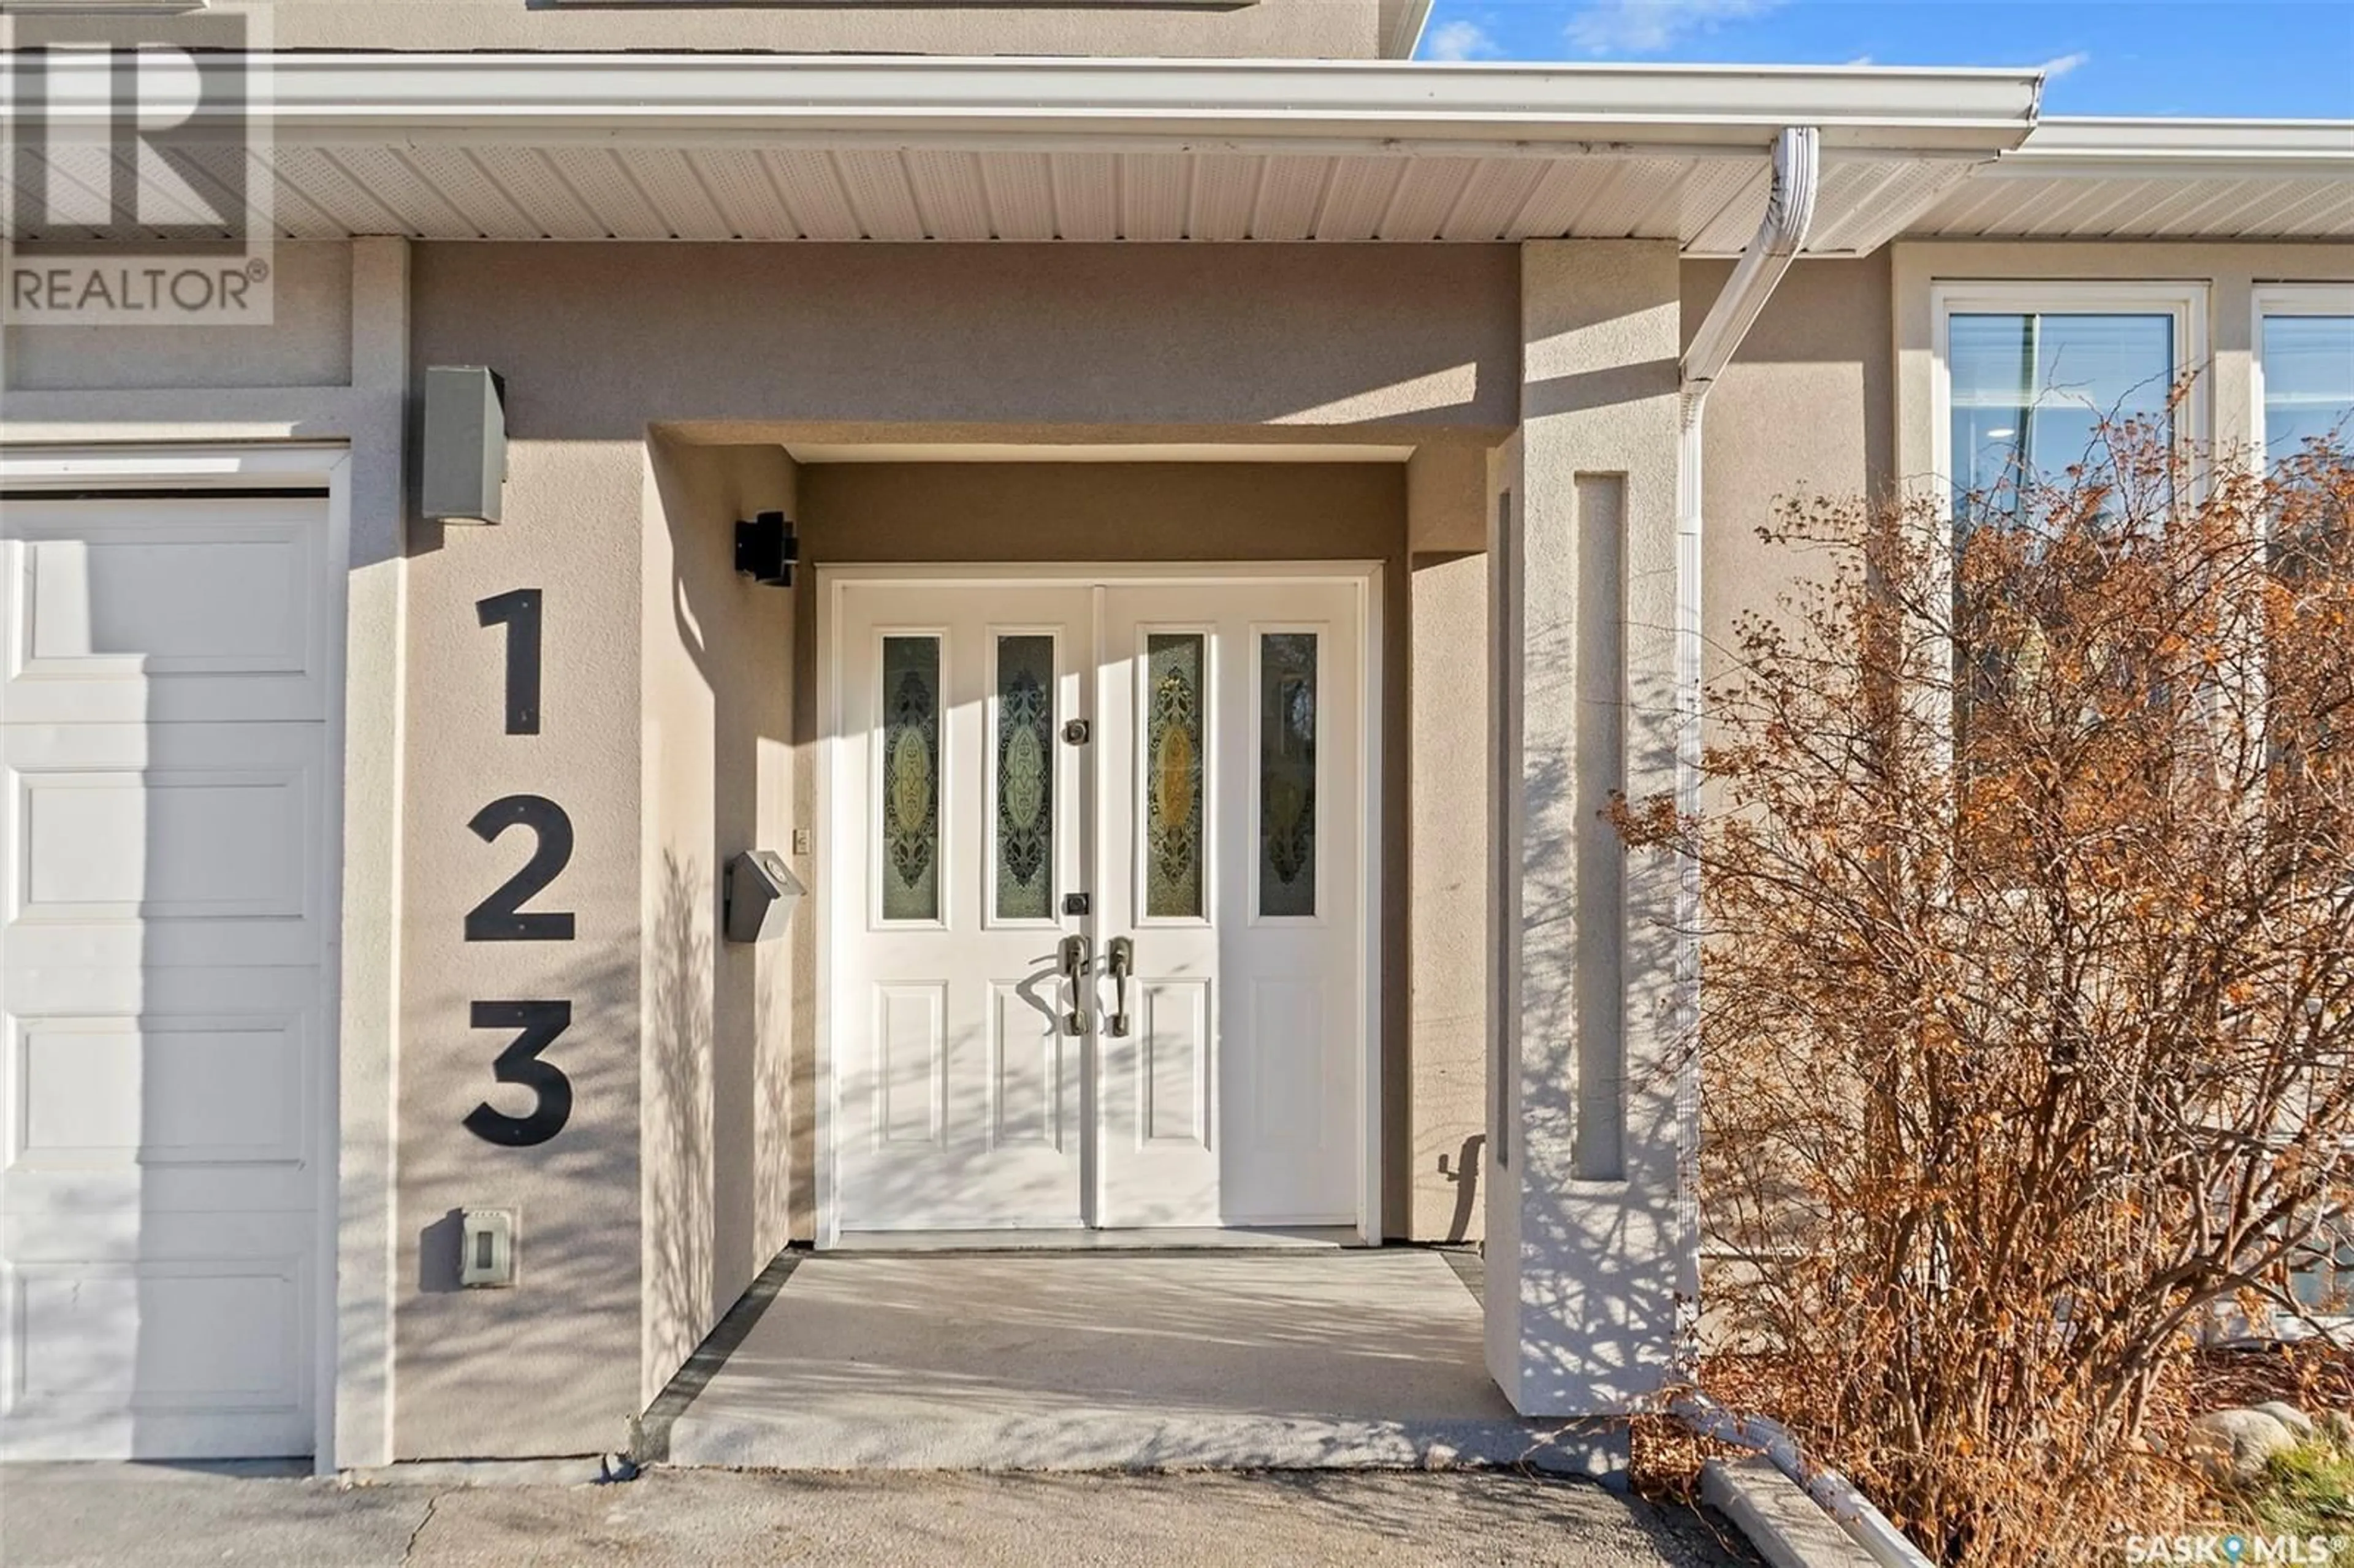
0,491,340,1460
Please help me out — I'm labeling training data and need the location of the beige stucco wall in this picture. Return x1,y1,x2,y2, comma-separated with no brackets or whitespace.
1682,254,1895,736
393,439,648,1458
640,440,799,1409
404,243,1517,443
1487,239,1686,1417
192,0,1381,58
400,239,1512,1453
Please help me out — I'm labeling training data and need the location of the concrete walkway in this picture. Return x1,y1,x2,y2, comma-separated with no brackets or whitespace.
655,1248,1617,1473
0,1464,1761,1567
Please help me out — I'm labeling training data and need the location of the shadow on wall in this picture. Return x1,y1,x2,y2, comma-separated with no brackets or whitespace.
643,848,715,1399
641,436,796,1408
1502,580,1689,1409
409,942,641,1299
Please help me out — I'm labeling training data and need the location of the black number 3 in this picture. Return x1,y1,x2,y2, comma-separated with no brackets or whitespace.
465,794,576,942
463,1000,573,1147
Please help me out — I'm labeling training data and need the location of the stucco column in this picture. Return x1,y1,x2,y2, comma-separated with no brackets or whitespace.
1484,240,1686,1419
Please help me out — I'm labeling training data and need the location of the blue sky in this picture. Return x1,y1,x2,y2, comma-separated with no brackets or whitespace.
1415,1,2354,119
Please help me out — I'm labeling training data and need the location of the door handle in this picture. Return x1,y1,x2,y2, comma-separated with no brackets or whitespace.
1058,935,1092,1037
1106,936,1134,1038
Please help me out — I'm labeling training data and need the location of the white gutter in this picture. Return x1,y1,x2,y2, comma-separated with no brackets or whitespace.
1674,1393,1938,1568
52,55,2041,155
2013,116,2354,165
1984,116,2354,181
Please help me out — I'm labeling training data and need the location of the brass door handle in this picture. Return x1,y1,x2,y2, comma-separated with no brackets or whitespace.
1058,934,1092,1036
1106,936,1134,1038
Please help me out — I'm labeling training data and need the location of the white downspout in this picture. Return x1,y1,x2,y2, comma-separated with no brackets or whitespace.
1672,122,1819,1320
1667,123,1939,1568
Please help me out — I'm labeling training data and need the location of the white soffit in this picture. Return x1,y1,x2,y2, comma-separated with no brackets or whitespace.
14,58,2350,247
4,55,2038,253
784,443,1417,463
1907,118,2354,241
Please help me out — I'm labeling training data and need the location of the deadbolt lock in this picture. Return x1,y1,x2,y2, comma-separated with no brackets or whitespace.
1062,718,1091,745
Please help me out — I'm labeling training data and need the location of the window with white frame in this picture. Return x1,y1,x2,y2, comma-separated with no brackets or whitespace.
1935,282,2206,525
2253,283,2354,471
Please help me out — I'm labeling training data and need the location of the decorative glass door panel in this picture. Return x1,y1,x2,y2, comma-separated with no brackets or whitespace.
836,586,1094,1230
832,572,1368,1235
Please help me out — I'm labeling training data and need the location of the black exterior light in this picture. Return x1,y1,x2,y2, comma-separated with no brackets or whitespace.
734,510,798,587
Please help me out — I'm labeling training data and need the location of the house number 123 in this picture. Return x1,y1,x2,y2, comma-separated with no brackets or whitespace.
463,588,577,1148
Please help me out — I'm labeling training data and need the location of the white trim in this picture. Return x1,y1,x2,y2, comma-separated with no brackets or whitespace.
181,54,2043,155
0,441,352,1468
2009,117,2354,173
815,561,1386,1249
1929,279,2211,511
2250,283,2354,469
0,444,349,489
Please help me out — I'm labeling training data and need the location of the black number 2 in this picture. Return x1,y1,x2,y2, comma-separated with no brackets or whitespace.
478,588,543,735
465,795,577,942
463,1000,573,1147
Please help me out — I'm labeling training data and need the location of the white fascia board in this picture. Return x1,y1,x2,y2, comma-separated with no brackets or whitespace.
147,55,2042,156
1998,116,2354,176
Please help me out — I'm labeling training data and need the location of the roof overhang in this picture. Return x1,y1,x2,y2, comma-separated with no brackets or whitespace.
10,55,2347,249
1913,116,2354,242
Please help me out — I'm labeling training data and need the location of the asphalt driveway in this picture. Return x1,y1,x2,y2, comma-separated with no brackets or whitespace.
0,1463,1759,1567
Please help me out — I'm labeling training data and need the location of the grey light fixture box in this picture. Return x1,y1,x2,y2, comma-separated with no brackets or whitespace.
724,850,804,944
422,365,508,523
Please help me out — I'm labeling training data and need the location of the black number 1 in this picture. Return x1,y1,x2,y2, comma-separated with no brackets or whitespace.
478,588,543,735
463,1000,573,1147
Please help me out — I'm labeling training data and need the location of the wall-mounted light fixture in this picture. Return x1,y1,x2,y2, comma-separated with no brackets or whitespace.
734,509,798,587
724,850,804,943
421,365,508,524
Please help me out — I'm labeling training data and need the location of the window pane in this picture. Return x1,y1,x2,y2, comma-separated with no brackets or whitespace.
1258,632,1317,918
1144,633,1205,919
1949,311,2174,519
994,634,1055,921
880,635,940,922
2263,314,2354,461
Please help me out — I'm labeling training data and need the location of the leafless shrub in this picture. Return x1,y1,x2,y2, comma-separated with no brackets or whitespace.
1617,403,2354,1559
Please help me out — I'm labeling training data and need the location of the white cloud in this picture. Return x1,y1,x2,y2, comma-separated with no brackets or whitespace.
1424,18,1499,61
1843,54,1874,67
1565,0,1786,56
2040,51,2091,79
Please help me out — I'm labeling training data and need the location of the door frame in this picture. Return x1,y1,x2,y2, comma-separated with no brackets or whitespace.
816,561,1385,1248
0,442,352,1467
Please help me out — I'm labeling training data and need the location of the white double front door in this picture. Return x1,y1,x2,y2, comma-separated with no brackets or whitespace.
829,569,1371,1235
